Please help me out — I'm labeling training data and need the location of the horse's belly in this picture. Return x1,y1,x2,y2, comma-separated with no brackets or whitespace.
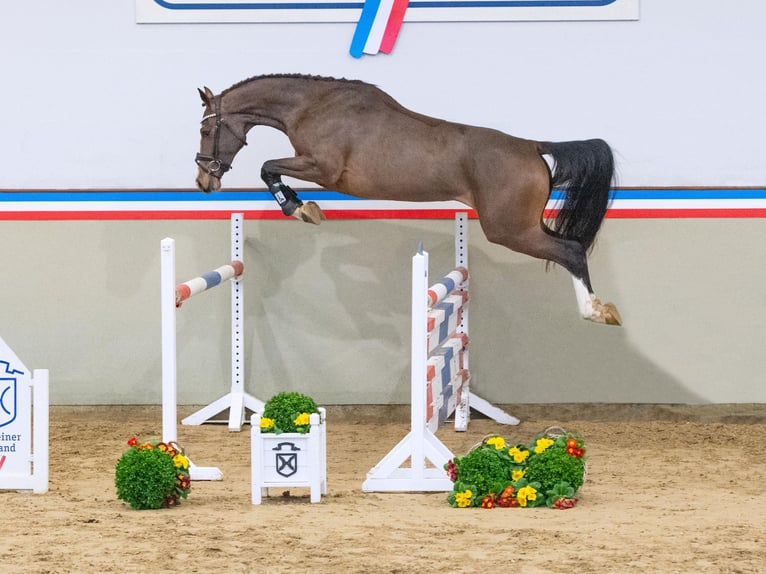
336,160,466,203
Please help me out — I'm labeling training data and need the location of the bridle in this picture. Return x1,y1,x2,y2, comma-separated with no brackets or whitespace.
194,96,247,177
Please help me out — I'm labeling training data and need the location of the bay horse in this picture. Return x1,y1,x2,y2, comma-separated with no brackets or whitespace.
195,74,621,325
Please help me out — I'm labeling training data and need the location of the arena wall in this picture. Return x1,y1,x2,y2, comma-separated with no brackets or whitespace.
1,1,764,404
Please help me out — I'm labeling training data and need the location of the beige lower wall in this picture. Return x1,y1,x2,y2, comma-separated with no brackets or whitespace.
0,217,763,405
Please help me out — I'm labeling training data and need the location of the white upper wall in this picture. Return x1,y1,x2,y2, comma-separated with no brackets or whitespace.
2,1,764,189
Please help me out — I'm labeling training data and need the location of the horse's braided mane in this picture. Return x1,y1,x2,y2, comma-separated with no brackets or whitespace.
222,73,364,95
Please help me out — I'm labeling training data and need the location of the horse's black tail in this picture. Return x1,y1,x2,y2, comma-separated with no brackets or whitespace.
539,139,615,251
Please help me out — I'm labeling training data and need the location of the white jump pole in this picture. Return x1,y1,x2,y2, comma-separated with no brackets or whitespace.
181,213,264,430
160,213,262,481
454,212,520,429
362,246,455,492
362,213,518,493
161,236,223,481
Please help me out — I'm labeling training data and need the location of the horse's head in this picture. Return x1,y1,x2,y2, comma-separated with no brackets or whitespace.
195,87,248,193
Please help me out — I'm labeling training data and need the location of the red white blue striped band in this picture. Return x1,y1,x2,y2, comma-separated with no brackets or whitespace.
1,188,765,220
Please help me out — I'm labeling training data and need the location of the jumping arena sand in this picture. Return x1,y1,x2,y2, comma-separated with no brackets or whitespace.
2,404,765,574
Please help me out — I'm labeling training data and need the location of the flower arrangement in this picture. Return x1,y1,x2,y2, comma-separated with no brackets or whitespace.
446,428,585,510
259,391,319,434
115,438,191,510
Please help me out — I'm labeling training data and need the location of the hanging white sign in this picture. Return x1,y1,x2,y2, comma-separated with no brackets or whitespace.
135,0,639,24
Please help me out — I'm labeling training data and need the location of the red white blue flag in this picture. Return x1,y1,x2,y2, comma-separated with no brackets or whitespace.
350,0,410,58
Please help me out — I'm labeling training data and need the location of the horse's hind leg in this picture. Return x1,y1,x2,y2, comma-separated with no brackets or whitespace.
261,157,327,225
482,222,621,325
570,272,622,326
540,232,621,326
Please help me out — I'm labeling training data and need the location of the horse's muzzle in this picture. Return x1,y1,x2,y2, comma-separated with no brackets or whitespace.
196,173,220,193
195,153,230,193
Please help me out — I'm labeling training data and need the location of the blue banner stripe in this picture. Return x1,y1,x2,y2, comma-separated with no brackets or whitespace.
350,0,382,57
152,0,616,9
3,189,766,203
554,189,766,201
609,189,766,200
409,0,615,6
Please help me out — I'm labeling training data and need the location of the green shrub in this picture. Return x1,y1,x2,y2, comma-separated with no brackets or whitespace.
261,392,319,434
524,438,585,493
451,441,512,496
115,440,191,510
446,432,586,509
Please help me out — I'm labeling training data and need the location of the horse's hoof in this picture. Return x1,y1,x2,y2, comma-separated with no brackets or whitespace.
294,201,326,225
588,299,623,326
601,302,622,326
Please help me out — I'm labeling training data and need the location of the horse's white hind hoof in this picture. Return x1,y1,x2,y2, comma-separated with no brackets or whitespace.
588,298,622,326
294,201,326,225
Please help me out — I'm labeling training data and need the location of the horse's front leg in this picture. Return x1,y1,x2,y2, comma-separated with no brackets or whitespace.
261,157,327,225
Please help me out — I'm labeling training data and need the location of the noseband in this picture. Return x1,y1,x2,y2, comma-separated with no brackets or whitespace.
195,96,247,177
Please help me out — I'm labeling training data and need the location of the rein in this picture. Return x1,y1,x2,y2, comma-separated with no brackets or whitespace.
195,96,247,177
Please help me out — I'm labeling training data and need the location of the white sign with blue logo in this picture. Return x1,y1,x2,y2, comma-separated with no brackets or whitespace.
0,336,49,494
135,0,638,23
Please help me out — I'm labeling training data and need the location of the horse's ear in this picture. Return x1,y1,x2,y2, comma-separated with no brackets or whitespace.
198,86,214,106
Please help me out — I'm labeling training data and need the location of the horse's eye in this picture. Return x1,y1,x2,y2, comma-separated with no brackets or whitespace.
200,129,211,137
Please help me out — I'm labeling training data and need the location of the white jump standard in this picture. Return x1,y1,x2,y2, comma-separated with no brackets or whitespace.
0,336,48,494
160,212,263,480
363,213,517,493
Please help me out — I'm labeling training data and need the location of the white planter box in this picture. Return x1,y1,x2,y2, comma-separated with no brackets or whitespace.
250,408,327,504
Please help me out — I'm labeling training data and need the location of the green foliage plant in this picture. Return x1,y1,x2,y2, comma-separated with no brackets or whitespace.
525,434,585,493
452,439,512,495
115,438,191,510
447,436,513,508
545,482,578,509
445,430,587,510
260,392,319,434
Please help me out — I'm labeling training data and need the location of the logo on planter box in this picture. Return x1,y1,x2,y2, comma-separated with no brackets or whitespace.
1,360,24,428
273,442,300,478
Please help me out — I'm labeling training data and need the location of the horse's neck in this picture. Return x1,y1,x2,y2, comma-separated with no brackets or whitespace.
224,78,315,133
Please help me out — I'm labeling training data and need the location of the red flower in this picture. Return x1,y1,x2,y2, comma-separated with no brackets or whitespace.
496,485,516,507
553,498,578,510
481,495,496,509
446,460,458,482
127,437,138,447
177,474,191,490
566,438,577,449
567,444,585,458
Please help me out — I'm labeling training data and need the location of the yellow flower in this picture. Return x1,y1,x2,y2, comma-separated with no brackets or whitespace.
259,417,275,430
294,412,311,426
508,447,530,464
486,436,506,450
512,469,526,481
534,438,554,454
517,485,537,507
173,454,189,469
454,489,473,508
